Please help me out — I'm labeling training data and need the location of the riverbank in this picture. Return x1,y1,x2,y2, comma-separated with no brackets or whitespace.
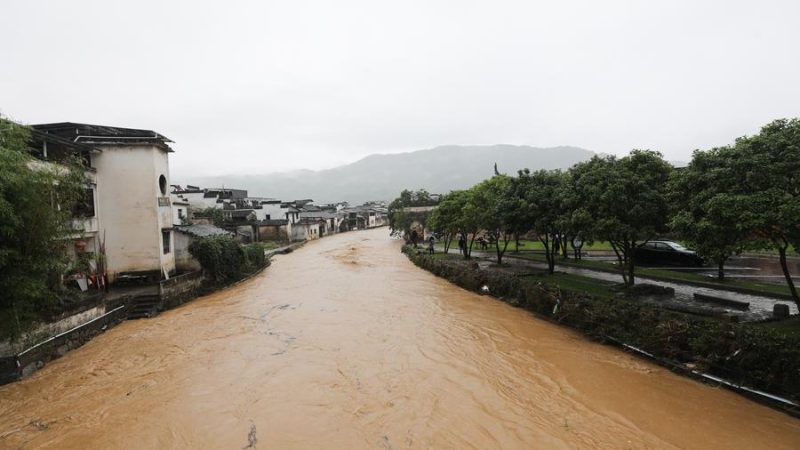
404,247,800,414
0,241,305,385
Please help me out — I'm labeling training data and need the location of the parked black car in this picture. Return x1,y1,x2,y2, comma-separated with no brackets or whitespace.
633,240,704,267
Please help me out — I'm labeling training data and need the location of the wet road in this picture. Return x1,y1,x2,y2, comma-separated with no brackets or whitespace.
583,253,800,284
1,228,798,449
510,261,798,318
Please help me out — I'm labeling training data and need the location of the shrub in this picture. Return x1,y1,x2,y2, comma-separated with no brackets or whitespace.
189,236,246,283
243,243,267,271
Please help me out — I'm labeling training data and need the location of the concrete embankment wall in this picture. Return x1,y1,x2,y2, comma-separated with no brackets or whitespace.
0,305,129,384
160,270,205,309
0,239,312,385
0,273,207,384
0,252,282,385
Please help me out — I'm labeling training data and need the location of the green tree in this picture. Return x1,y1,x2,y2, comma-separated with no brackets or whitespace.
194,207,224,227
728,119,800,307
458,188,485,259
388,189,438,236
516,169,567,273
571,150,672,285
471,176,517,264
430,190,472,254
670,146,747,280
0,118,86,340
188,235,246,283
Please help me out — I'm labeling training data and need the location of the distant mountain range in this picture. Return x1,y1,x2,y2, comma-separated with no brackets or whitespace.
183,145,596,204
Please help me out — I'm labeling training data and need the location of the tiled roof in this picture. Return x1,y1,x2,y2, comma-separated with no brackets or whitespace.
31,122,174,152
175,224,232,238
260,219,289,226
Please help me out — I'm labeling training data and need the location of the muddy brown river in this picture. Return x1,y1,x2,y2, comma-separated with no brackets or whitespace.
1,228,798,449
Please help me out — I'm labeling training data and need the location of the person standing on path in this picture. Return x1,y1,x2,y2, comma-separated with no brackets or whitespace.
428,236,435,254
458,234,466,254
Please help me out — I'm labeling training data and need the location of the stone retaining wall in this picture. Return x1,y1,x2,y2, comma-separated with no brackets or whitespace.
160,270,205,309
0,305,128,384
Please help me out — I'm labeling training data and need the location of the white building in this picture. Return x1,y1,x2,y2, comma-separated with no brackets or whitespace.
32,123,177,283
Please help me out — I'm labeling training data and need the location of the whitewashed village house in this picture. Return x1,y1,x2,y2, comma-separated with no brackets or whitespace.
31,123,177,283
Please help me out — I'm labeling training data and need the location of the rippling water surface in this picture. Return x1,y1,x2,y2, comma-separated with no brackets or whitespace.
1,228,798,449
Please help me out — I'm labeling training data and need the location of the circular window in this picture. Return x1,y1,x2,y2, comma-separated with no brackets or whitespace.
159,174,167,195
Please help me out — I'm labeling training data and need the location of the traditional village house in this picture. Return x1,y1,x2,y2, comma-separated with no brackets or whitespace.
298,210,342,237
32,123,177,283
27,129,101,289
172,198,190,226
258,219,291,242
173,224,232,272
291,217,324,241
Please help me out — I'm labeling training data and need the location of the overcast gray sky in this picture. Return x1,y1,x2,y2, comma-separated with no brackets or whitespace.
2,0,799,180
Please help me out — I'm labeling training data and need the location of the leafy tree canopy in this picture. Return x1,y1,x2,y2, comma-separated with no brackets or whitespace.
1,118,87,340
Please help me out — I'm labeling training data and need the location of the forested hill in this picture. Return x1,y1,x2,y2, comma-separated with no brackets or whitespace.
185,145,595,204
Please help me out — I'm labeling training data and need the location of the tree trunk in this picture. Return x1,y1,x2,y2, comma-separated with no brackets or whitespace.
627,255,635,286
465,234,476,259
495,233,511,265
778,246,800,309
625,241,635,286
571,238,583,260
540,236,555,274
610,241,628,285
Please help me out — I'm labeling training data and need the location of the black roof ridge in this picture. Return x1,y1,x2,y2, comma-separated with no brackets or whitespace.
32,122,170,139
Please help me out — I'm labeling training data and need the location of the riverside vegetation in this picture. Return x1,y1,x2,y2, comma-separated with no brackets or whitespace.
0,116,270,342
0,119,88,341
189,235,269,285
403,248,800,404
392,118,800,309
392,118,800,405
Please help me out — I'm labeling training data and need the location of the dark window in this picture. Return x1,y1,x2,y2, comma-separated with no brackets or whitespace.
162,230,171,254
178,208,184,219
72,188,96,217
159,174,167,195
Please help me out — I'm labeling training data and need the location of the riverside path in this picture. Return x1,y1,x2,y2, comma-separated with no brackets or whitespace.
0,228,798,449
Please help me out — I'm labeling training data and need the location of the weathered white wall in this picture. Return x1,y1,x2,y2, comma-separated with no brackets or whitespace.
261,203,285,221
153,149,176,276
292,223,320,241
170,194,190,225
176,191,218,210
93,145,175,281
253,208,269,221
173,232,201,272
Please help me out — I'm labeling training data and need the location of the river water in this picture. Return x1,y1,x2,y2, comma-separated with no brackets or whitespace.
1,228,798,449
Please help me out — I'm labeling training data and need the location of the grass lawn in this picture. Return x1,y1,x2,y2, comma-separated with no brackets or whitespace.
511,252,795,298
520,272,618,300
427,252,463,261
751,315,800,338
434,239,613,253
745,244,797,257
509,239,614,252
260,241,284,250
